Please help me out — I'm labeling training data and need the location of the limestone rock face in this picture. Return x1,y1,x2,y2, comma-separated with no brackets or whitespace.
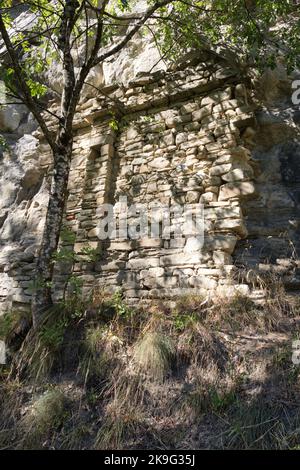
0,128,48,311
15,134,39,161
0,104,27,132
103,36,165,86
234,65,300,292
46,61,105,99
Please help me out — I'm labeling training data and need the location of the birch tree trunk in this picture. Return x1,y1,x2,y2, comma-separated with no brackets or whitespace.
31,135,73,327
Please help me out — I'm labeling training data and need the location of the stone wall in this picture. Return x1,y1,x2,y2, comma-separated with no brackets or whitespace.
10,55,300,312
46,57,256,306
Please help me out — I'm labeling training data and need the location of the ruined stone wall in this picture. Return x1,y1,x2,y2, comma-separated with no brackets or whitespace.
11,55,299,312
50,58,257,305
0,57,259,311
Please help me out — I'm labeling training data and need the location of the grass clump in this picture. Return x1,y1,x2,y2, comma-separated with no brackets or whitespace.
176,321,227,370
13,306,69,381
95,400,143,450
186,382,236,416
18,387,68,449
59,423,92,450
222,401,300,450
133,331,175,382
79,325,123,382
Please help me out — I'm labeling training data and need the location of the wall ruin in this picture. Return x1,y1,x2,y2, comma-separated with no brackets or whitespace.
2,54,300,313
45,57,256,305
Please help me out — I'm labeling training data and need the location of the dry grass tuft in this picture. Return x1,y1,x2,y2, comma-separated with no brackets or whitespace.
177,321,228,370
221,400,300,450
95,400,143,450
133,331,175,382
79,325,124,383
10,305,69,382
17,387,68,449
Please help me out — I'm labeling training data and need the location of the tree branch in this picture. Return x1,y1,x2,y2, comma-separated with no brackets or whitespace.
92,0,174,66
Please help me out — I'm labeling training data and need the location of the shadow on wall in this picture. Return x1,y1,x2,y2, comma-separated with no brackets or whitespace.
234,102,300,291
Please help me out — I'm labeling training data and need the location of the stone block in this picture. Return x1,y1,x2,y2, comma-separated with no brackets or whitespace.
127,258,160,269
219,181,256,201
148,157,169,169
200,192,217,204
143,276,178,289
95,260,126,271
160,252,208,266
184,236,204,253
221,167,253,182
189,276,217,289
214,218,248,238
210,163,233,176
205,235,237,254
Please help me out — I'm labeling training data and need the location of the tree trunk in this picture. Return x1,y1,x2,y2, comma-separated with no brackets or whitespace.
32,140,73,328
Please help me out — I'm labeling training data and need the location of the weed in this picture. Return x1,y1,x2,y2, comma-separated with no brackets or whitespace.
95,401,143,450
221,401,300,450
172,312,197,332
79,325,123,382
18,387,68,449
133,331,175,382
111,289,134,319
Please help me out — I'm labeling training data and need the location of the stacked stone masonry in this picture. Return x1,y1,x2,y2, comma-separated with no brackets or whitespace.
56,59,257,303
0,57,259,311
